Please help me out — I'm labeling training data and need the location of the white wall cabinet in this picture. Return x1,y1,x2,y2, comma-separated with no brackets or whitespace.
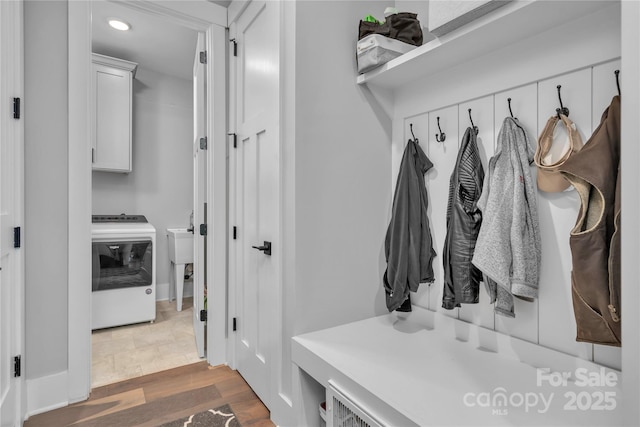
91,53,137,173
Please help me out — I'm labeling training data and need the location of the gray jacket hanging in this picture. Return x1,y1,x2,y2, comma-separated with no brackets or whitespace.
442,127,484,310
472,118,541,318
383,138,436,312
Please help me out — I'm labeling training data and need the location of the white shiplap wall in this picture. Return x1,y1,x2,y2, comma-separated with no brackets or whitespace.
391,4,621,370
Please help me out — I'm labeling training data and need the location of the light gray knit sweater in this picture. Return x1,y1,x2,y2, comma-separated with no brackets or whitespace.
472,117,541,317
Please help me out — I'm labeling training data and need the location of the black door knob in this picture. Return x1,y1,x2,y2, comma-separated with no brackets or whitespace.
251,241,272,256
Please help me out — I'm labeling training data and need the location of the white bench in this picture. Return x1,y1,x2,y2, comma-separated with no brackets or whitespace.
292,306,623,426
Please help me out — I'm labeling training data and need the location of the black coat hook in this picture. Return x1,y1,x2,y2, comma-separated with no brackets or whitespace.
468,108,478,135
410,123,418,144
556,85,570,119
615,70,620,96
435,116,446,143
508,98,516,119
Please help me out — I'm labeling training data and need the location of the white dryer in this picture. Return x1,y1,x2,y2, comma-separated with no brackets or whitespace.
91,214,156,329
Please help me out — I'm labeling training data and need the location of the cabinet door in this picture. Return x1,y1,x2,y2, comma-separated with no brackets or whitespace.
92,63,132,172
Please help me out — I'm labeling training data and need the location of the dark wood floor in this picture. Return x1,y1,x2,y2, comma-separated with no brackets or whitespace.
24,362,274,427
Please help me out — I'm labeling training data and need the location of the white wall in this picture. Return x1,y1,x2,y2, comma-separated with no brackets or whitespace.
292,0,391,331
92,67,194,296
292,0,390,337
621,1,640,422
278,1,392,424
392,3,622,369
24,0,69,381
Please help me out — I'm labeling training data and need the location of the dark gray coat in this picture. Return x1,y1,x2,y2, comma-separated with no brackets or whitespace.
383,139,436,312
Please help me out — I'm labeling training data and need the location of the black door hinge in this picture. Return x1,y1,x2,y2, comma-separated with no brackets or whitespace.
14,355,21,377
200,137,207,150
228,133,237,148
200,309,207,322
13,227,20,248
13,97,20,119
229,39,237,57
199,51,207,64
232,226,237,240
199,224,207,236
232,317,237,332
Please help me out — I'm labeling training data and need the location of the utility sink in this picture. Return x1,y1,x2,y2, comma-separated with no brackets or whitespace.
167,228,194,312
167,228,193,264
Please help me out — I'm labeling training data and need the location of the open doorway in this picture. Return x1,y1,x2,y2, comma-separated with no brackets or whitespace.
89,0,203,388
67,0,228,406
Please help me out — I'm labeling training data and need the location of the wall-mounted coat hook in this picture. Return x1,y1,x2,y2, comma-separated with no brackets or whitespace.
556,85,570,119
435,116,446,142
410,123,419,144
615,70,621,96
468,108,479,135
508,98,516,119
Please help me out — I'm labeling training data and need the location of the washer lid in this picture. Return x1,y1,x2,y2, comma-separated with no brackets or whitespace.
91,221,156,236
92,214,148,223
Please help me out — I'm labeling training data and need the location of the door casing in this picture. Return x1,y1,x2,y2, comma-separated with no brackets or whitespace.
0,0,25,424
67,0,228,404
193,31,207,359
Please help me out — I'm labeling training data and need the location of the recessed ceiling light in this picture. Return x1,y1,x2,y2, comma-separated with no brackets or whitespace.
108,19,130,31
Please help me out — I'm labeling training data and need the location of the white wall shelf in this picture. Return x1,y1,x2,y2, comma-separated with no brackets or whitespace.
356,0,613,89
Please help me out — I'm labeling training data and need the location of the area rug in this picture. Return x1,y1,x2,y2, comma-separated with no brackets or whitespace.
159,404,240,427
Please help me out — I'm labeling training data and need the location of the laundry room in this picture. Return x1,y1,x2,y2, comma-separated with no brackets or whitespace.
89,0,202,387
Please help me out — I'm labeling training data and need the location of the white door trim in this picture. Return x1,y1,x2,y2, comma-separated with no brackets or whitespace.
67,0,228,404
621,0,640,423
0,0,25,423
192,31,207,358
67,0,92,404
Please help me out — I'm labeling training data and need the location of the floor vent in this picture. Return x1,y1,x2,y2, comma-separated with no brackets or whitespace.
327,381,385,427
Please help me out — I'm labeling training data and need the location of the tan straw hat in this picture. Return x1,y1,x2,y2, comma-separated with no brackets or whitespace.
534,114,584,192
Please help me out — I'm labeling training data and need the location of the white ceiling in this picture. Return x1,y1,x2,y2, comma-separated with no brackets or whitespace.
92,0,203,80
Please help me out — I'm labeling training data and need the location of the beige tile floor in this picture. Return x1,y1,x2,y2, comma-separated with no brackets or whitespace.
91,297,202,388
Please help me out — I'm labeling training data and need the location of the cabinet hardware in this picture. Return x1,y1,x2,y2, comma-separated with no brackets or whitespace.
468,108,479,135
13,97,20,119
13,227,20,248
229,39,237,57
251,241,272,256
14,355,21,377
435,116,446,143
555,85,570,119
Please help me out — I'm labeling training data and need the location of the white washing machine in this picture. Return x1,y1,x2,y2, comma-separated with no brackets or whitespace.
91,214,156,330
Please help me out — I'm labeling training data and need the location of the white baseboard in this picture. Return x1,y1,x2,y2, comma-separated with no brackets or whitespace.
155,280,194,301
26,370,68,417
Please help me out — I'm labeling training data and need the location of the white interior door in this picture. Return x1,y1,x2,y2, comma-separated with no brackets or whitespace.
193,32,207,358
232,0,279,408
0,1,23,425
